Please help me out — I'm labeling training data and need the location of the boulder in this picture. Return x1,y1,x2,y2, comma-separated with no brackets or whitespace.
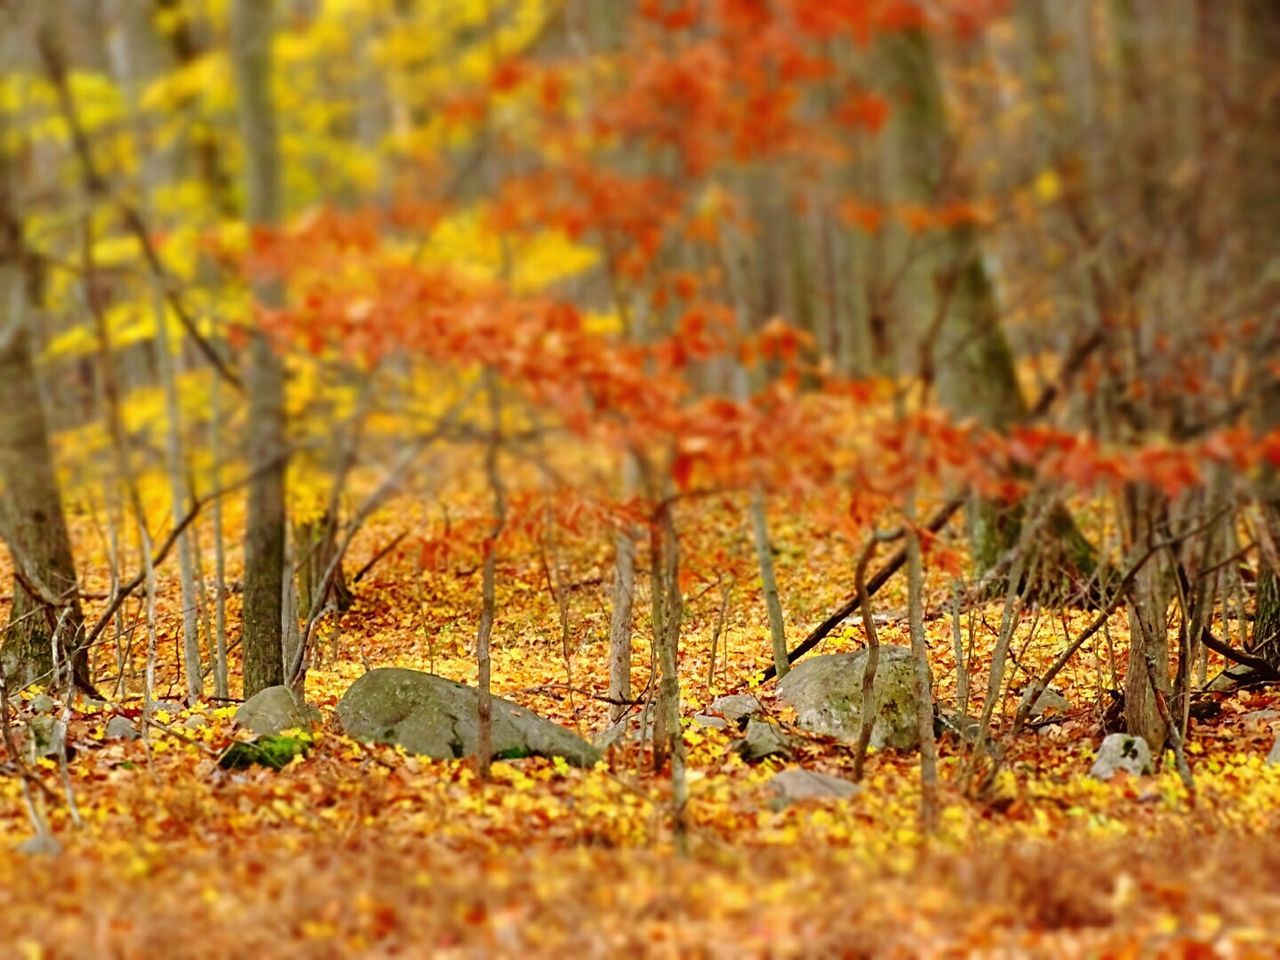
1089,733,1153,780
235,685,320,736
707,694,763,724
29,693,55,714
777,646,928,751
337,668,600,767
1019,686,1071,719
692,714,730,731
104,716,140,741
734,718,791,761
767,768,860,801
1268,737,1280,766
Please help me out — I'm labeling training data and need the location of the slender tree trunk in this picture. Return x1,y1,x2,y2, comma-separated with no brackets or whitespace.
231,0,288,697
109,3,205,700
607,516,635,723
905,487,939,832
749,488,788,679
294,512,353,618
210,377,229,697
476,373,506,781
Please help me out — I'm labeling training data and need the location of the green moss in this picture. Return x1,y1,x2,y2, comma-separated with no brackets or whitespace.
494,745,534,761
219,733,313,771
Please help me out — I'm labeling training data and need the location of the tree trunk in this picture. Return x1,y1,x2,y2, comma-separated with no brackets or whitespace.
1123,485,1171,748
293,513,353,618
1244,0,1280,667
110,0,205,701
0,272,86,690
749,488,788,679
606,523,635,723
231,0,288,697
881,28,1094,593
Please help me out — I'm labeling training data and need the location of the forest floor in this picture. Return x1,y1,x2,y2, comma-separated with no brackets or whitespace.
2,490,1280,958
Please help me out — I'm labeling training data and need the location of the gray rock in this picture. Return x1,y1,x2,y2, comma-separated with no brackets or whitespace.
1244,709,1280,725
182,714,207,730
15,833,62,857
735,718,791,762
777,646,928,751
26,716,66,760
29,693,55,714
337,668,600,767
693,714,729,730
1207,664,1257,692
235,686,320,736
104,716,140,741
594,717,643,750
767,768,860,801
707,694,763,723
1089,733,1154,780
1268,737,1280,766
1019,686,1071,718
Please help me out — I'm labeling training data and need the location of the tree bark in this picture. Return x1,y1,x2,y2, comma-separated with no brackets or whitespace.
606,522,635,723
1123,486,1171,748
0,194,86,690
1243,0,1280,667
231,0,288,697
880,28,1094,592
293,513,353,618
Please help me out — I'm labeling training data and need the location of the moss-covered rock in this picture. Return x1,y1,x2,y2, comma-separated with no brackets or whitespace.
218,733,313,771
777,646,929,751
336,668,600,767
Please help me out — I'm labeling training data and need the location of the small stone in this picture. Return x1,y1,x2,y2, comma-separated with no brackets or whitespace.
104,716,140,741
1267,737,1280,766
707,694,763,723
182,714,207,730
693,714,729,731
15,834,62,857
1089,733,1153,780
735,718,791,762
767,768,860,801
29,693,55,714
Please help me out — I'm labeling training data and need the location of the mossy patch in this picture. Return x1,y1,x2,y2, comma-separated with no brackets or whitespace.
218,733,314,771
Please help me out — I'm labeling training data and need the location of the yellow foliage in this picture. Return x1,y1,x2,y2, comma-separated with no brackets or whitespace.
418,207,598,293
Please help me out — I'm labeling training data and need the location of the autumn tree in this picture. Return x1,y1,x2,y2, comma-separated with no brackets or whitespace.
1244,0,1280,670
0,25,88,692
